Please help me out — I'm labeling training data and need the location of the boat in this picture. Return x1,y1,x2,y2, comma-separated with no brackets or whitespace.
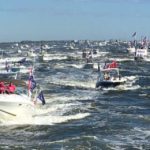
42,53,67,61
82,50,87,58
0,92,34,118
0,79,33,118
127,34,148,61
0,57,26,64
127,32,136,54
83,62,94,69
0,58,30,77
11,65,30,74
96,61,126,88
82,50,94,69
27,49,37,57
134,44,148,61
0,75,46,118
127,47,136,54
127,40,136,54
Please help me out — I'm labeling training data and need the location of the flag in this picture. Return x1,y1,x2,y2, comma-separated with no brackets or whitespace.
28,75,36,92
37,91,46,105
132,32,136,37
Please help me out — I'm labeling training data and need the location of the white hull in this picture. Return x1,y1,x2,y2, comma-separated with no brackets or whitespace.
0,57,26,63
43,54,67,61
135,48,148,57
127,47,136,54
0,94,34,118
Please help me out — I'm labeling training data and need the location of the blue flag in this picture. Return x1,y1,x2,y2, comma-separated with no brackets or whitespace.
37,91,46,105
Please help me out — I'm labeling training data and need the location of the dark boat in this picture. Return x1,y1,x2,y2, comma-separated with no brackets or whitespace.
96,61,126,88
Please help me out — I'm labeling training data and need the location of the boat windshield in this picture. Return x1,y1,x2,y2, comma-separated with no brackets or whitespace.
15,87,28,95
109,69,119,77
101,69,119,80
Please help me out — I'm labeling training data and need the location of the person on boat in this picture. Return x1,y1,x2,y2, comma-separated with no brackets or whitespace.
5,82,16,94
104,72,110,80
5,61,10,72
82,50,87,58
0,82,5,94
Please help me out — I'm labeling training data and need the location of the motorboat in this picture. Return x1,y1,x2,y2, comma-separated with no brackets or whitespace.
83,63,94,69
0,91,34,118
96,61,126,88
11,65,31,74
42,53,67,61
0,79,33,118
127,47,136,54
0,78,45,119
0,64,30,77
134,47,148,61
27,48,37,57
0,57,26,64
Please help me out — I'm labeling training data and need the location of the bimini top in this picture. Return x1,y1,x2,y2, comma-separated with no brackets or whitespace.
100,61,119,72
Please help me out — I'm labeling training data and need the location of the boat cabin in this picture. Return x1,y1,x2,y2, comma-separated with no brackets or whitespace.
99,68,120,81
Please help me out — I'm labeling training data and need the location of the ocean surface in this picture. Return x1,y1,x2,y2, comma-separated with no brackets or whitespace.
0,40,150,150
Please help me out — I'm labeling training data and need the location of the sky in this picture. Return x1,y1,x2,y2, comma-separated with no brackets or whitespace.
0,0,150,42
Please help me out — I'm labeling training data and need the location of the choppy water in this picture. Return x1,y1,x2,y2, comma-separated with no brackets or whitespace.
0,41,150,150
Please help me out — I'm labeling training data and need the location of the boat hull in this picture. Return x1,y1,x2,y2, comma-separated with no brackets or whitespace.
0,94,34,118
96,80,126,88
83,63,94,69
127,47,135,54
134,56,145,61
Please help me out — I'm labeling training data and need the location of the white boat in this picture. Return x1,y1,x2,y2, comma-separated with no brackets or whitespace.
42,44,51,50
96,61,127,88
0,92,34,118
0,80,33,118
0,79,45,119
42,53,67,61
0,64,31,76
127,47,136,54
11,65,32,74
27,48,37,57
83,62,94,69
0,57,26,63
134,47,148,61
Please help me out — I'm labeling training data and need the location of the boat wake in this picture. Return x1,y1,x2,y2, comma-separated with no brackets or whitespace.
0,93,92,125
0,112,90,126
101,75,140,91
47,76,96,90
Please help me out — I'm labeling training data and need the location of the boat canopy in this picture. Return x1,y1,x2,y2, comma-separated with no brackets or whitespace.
100,67,119,72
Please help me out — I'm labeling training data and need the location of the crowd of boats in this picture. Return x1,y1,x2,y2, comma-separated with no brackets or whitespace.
0,44,47,119
0,35,149,120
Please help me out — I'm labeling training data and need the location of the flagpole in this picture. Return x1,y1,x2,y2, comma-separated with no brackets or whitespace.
28,68,32,97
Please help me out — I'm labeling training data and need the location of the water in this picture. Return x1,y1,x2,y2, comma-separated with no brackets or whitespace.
0,41,150,150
